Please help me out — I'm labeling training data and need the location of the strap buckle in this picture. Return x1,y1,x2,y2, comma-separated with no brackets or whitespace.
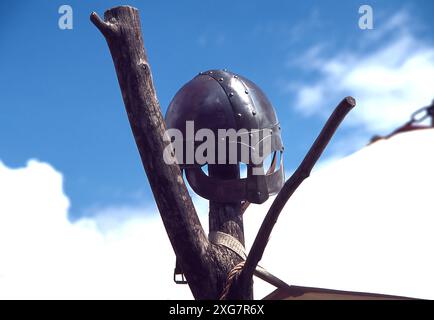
173,258,188,284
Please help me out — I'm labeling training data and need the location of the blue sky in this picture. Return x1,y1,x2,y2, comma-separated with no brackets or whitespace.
1,0,433,220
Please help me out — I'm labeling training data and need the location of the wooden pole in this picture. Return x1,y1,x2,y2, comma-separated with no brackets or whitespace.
208,164,253,299
90,6,214,299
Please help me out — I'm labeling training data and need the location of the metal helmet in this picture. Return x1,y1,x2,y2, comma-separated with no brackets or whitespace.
165,69,284,204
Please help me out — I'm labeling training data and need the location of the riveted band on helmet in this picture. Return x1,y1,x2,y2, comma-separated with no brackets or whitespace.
185,151,284,204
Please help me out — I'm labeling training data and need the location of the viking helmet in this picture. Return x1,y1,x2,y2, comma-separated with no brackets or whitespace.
165,69,284,204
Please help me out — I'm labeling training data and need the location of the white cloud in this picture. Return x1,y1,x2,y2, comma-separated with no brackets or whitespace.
0,160,192,299
291,11,434,134
2,128,434,300
245,129,434,299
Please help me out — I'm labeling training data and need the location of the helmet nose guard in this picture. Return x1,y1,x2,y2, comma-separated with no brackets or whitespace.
165,69,284,204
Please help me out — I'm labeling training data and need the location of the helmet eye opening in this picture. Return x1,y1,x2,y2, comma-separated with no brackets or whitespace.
200,164,210,176
240,163,248,178
264,151,281,175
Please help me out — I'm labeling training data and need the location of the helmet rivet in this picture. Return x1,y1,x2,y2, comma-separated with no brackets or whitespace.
199,71,203,75
223,68,227,72
257,191,261,197
245,90,249,94
229,92,234,97
270,129,273,134
252,110,257,115
219,78,224,82
234,75,238,79
237,113,242,118
209,71,213,74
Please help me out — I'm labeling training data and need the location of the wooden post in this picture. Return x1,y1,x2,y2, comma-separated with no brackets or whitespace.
208,164,253,299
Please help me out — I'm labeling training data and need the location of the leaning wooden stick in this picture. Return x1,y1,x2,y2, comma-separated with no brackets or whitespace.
239,97,356,290
90,6,212,299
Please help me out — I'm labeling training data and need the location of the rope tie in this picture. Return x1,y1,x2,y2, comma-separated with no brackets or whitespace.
219,261,245,300
209,231,292,298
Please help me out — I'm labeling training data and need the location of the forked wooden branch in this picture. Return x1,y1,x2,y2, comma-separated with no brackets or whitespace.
239,97,356,291
90,5,356,300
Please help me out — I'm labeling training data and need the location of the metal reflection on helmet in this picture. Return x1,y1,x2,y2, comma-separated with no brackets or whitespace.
165,69,284,204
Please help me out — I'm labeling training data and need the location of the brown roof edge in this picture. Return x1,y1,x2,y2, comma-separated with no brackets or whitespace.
263,285,417,300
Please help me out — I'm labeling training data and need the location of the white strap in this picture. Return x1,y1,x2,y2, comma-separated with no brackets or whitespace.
208,231,247,260
208,231,292,291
